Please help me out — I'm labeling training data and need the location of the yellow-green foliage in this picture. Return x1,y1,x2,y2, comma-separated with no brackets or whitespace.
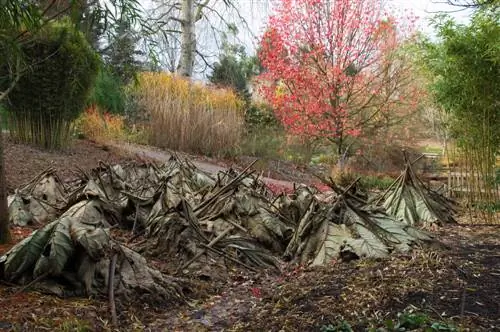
73,105,126,142
133,72,244,156
330,164,358,188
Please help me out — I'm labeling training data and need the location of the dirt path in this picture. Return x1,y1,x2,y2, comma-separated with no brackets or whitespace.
109,141,297,190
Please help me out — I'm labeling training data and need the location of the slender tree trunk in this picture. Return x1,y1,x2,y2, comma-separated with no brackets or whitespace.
178,0,195,77
336,136,347,172
0,124,12,244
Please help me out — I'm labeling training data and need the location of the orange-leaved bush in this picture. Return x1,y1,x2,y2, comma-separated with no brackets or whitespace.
258,0,422,160
74,105,126,142
132,72,244,156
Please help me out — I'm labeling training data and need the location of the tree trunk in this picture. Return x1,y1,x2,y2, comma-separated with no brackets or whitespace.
178,0,195,77
0,125,12,244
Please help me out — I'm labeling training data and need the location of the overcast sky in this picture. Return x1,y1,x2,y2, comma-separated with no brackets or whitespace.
235,0,474,52
389,0,473,26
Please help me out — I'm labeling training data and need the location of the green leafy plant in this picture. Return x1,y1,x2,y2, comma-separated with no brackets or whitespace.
429,322,458,331
321,312,457,332
372,312,457,332
320,321,353,332
394,312,430,330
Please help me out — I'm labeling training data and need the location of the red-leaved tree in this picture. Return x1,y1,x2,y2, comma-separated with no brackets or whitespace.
258,0,421,165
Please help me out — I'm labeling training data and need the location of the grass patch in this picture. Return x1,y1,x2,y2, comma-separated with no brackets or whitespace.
237,127,285,160
420,145,444,154
473,201,500,213
360,175,396,191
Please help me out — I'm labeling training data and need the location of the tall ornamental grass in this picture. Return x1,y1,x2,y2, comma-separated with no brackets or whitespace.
133,72,244,156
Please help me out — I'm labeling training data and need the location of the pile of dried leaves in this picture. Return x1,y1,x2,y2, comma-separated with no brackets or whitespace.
1,168,186,307
1,156,454,304
376,156,459,227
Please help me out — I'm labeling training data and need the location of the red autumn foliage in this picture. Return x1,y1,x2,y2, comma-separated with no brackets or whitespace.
250,287,262,298
258,0,422,155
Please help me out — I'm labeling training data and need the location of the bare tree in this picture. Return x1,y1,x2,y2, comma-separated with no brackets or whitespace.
178,0,195,76
148,0,262,78
431,0,499,10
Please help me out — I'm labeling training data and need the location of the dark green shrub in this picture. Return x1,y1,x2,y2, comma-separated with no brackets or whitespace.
208,41,260,103
0,105,8,130
210,54,250,100
87,68,126,114
3,20,100,149
245,102,279,129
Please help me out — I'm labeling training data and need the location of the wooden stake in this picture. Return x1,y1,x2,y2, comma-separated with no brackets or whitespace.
108,253,118,326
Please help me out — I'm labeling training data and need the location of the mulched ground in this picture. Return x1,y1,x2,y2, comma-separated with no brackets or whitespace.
148,223,500,331
4,136,139,192
0,139,499,331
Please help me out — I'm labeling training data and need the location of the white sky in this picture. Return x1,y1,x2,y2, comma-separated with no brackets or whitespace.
235,0,474,51
389,0,473,28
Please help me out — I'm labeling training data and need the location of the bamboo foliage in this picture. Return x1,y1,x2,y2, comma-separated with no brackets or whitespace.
445,141,499,222
8,113,73,150
442,79,499,221
422,11,499,222
3,20,100,149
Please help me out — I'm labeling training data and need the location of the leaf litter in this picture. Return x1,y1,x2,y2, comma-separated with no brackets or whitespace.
377,154,459,228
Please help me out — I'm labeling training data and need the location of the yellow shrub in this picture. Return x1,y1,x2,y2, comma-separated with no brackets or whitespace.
74,105,126,142
330,163,358,188
133,72,244,156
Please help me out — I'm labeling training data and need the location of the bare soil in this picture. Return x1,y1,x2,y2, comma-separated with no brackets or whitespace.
0,139,499,331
